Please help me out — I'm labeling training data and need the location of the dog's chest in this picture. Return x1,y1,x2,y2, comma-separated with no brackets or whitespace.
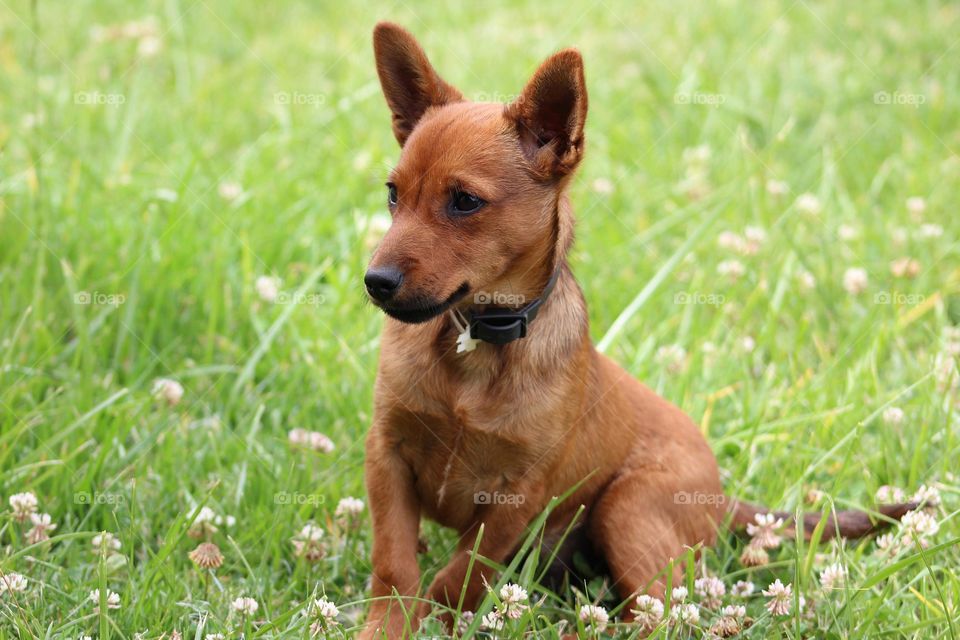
379,332,566,529
398,412,538,529
385,374,550,529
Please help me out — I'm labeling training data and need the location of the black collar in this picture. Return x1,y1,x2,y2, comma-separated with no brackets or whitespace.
468,268,562,345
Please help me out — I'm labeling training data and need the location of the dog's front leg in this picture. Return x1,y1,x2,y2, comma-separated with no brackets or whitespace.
361,430,422,640
425,487,544,622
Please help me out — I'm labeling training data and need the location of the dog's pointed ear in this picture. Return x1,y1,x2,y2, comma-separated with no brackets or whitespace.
506,49,588,178
373,22,463,146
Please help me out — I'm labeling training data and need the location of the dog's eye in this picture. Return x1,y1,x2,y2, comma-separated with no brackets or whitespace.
386,183,398,207
449,191,485,215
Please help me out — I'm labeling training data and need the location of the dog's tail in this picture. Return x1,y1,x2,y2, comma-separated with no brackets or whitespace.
726,498,917,541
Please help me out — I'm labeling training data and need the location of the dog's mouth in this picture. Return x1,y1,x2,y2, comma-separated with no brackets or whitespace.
378,283,470,324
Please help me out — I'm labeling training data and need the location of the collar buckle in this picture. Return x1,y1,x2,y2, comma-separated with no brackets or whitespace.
469,308,529,344
467,267,561,346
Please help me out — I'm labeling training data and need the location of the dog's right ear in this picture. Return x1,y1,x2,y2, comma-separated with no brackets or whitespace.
373,22,462,146
507,49,588,179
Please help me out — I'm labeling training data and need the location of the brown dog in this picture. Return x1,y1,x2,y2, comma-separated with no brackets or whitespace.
360,22,913,639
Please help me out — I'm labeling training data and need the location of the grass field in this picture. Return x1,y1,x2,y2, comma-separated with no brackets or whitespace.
1,0,959,637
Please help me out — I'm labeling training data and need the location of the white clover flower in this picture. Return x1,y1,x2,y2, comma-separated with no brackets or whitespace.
313,596,339,620
918,223,943,239
655,345,687,374
882,407,905,427
731,580,755,597
875,534,894,548
480,611,504,630
456,611,475,635
723,604,746,619
945,336,960,358
744,226,766,242
292,523,327,563
214,514,236,528
631,594,664,630
335,497,365,530
298,523,324,541
309,596,339,632
288,428,310,445
746,512,784,549
26,512,56,544
335,497,364,518
912,484,942,509
189,542,224,569
152,378,184,406
797,270,816,291
838,224,858,241
694,576,726,608
795,193,822,216
592,177,614,195
364,213,393,249
308,432,335,453
90,589,121,610
890,257,920,279
766,179,789,196
351,150,372,171
710,604,747,636
668,602,700,626
92,532,122,553
137,34,162,57
842,267,869,295
934,353,958,392
874,532,901,557
740,541,770,566
743,226,767,254
578,604,609,632
232,596,259,616
120,18,160,40
682,144,711,166
288,429,335,453
196,506,216,523
875,485,906,504
255,276,281,303
498,583,529,619
717,230,746,253
218,181,244,201
21,112,43,130
906,196,926,217
671,586,688,603
0,572,28,594
762,579,793,616
8,492,39,522
717,259,746,280
901,510,939,542
188,506,220,539
820,562,847,590
154,187,178,202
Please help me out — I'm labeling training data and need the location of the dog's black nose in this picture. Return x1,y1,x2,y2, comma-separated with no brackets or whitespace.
364,266,404,302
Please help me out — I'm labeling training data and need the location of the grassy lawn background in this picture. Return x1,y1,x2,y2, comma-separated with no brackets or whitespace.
1,0,958,637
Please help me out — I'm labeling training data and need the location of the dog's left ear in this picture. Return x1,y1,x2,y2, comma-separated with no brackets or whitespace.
507,49,588,179
373,22,463,146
